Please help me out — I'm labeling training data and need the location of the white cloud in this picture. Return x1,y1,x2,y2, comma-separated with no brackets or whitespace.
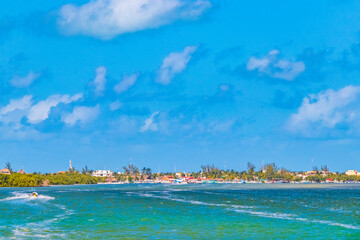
288,86,360,133
109,100,122,111
28,93,83,124
156,46,197,84
140,111,159,132
0,95,33,125
0,95,33,115
58,0,211,40
114,73,138,94
219,84,230,91
111,115,139,134
0,125,46,141
207,119,236,133
10,71,40,88
90,66,107,96
63,105,100,126
247,49,305,81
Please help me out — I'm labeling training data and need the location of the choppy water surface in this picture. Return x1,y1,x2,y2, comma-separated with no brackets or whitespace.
0,184,359,239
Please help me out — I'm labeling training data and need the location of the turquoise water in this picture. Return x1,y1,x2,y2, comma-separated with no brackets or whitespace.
0,184,359,239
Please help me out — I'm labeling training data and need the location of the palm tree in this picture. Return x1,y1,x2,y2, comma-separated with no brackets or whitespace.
123,163,139,175
82,165,92,174
142,167,152,175
5,162,13,173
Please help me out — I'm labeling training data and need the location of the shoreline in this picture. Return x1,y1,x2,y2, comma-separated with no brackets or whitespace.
1,182,360,188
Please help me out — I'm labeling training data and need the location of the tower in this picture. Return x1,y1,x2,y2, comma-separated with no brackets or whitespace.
69,160,73,172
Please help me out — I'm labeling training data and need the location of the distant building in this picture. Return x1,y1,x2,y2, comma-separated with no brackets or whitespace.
105,176,118,183
175,172,183,178
18,169,25,174
305,171,317,176
0,168,11,175
69,160,73,172
92,170,112,177
345,170,358,176
156,175,174,183
57,171,66,175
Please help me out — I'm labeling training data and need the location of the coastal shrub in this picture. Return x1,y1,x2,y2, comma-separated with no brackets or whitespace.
0,172,100,187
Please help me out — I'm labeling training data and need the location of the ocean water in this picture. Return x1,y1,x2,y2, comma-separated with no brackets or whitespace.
0,184,359,239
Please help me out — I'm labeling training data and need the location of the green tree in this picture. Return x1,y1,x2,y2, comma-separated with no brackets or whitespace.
264,163,277,180
5,162,13,173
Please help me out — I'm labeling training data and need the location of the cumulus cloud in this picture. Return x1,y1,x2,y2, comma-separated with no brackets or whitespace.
28,93,83,124
90,66,107,96
247,49,305,81
219,84,230,91
288,85,360,134
114,73,138,93
0,95,33,125
207,119,236,133
63,105,100,126
0,95,33,115
109,100,122,111
10,71,40,88
156,46,197,84
58,0,211,40
0,125,46,141
140,111,159,132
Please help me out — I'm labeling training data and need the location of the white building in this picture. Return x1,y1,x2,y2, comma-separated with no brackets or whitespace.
92,170,112,177
345,170,358,176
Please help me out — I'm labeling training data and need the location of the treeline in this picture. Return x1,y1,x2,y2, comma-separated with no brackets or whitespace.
194,163,360,182
305,174,360,183
111,162,360,182
1,161,359,186
0,173,101,187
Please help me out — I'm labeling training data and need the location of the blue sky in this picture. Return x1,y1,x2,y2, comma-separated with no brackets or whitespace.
1,0,360,173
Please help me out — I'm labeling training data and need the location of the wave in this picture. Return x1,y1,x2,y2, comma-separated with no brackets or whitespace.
130,192,255,209
12,223,66,239
0,192,54,202
10,206,73,239
231,208,295,220
131,191,360,230
310,220,360,230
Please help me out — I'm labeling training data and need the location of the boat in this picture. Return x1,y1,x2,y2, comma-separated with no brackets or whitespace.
173,179,188,184
203,180,218,184
30,192,38,198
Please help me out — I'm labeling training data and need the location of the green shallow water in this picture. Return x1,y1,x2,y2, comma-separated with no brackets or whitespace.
0,184,359,239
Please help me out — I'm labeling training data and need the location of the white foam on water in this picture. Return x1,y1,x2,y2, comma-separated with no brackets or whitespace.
311,220,360,230
231,208,295,220
10,205,74,239
130,191,360,231
1,192,54,202
200,191,223,195
131,192,254,209
231,208,360,230
326,207,352,214
12,226,66,239
231,205,255,209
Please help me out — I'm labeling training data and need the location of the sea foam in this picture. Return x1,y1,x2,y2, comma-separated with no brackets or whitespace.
130,191,360,231
1,192,54,201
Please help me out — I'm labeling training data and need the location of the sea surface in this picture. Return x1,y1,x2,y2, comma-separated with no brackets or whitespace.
0,183,359,239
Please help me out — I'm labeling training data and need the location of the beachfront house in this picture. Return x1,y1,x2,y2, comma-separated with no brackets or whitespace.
92,170,112,177
0,168,11,174
345,170,358,176
304,171,317,176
